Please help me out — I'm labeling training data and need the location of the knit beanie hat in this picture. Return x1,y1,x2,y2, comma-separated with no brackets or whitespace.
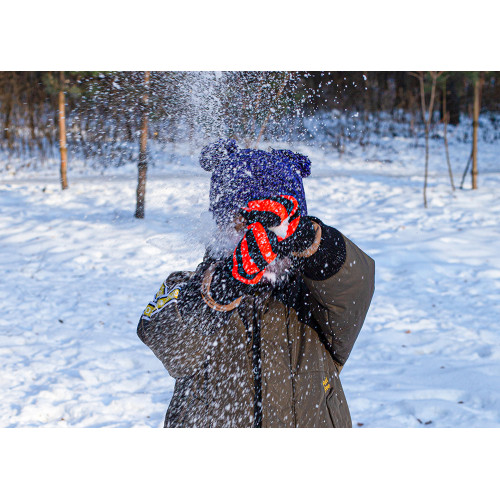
200,139,311,226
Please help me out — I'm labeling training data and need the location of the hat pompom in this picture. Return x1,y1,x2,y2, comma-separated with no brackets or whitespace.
199,139,238,172
293,153,312,178
272,149,311,178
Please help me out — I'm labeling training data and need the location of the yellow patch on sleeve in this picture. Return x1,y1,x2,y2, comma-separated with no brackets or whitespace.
155,282,166,299
142,304,156,319
141,281,183,321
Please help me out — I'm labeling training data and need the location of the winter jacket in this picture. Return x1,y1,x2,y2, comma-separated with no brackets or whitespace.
137,218,375,427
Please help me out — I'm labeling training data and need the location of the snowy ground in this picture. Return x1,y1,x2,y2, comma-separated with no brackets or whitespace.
1,117,500,427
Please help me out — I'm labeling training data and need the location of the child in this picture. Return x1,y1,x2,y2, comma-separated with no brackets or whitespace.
138,140,375,427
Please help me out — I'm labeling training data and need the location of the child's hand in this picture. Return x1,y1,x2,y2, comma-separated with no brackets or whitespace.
239,195,301,240
231,220,280,285
240,195,315,256
231,195,315,284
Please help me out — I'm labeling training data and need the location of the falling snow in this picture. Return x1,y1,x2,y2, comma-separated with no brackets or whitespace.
1,101,500,426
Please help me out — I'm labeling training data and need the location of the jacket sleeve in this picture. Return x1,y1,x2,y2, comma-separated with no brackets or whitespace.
301,220,375,367
137,267,217,378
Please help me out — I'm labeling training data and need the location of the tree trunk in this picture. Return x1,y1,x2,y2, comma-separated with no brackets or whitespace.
471,73,484,190
394,71,407,109
246,74,264,147
414,72,429,208
410,71,443,208
135,71,150,219
58,71,68,190
3,74,13,148
26,71,37,142
4,100,12,147
442,79,455,191
445,74,460,125
423,122,429,208
255,72,290,147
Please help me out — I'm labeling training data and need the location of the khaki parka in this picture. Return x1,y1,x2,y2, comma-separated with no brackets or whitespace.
138,220,375,428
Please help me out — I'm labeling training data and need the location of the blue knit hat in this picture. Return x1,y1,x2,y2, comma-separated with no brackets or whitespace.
200,139,311,226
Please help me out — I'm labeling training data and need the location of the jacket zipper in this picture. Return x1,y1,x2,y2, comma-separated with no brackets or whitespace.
251,298,263,428
285,306,297,427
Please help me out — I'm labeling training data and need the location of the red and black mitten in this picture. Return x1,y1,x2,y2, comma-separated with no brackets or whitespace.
210,195,317,305
240,195,316,259
239,195,302,241
209,221,280,305
231,221,280,285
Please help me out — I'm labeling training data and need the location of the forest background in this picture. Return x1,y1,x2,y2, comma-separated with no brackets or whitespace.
1,71,498,215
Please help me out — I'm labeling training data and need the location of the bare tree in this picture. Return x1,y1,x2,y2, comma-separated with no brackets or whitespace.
245,73,264,147
471,72,484,190
460,149,473,189
135,71,150,219
442,77,455,191
409,71,443,208
254,72,291,147
58,71,68,190
2,72,15,149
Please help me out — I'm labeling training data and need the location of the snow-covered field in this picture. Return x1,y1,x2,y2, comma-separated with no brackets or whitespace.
1,116,500,427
